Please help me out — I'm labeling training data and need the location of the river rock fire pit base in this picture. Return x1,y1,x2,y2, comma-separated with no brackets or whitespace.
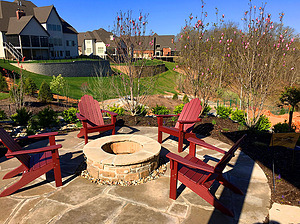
83,134,161,182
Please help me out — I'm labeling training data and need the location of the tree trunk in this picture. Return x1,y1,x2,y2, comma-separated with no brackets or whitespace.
288,106,294,131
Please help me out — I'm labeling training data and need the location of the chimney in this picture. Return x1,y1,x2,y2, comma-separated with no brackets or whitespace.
16,9,26,20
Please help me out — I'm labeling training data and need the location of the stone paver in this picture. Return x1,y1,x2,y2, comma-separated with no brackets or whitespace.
112,203,178,224
49,177,107,206
269,203,300,224
55,197,124,224
108,176,173,211
0,126,294,224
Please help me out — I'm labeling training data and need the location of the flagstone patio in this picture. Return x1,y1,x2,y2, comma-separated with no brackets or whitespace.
0,126,272,223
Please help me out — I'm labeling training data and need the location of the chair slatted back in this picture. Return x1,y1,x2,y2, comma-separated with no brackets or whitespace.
78,95,104,128
0,128,30,168
214,134,247,173
175,98,202,132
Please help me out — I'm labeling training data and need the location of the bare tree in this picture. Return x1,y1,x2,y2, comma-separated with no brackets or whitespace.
107,10,157,116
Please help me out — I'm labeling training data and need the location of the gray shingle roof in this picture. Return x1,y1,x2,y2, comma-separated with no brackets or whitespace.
0,0,36,32
33,5,53,23
78,28,115,47
6,15,49,35
0,0,77,34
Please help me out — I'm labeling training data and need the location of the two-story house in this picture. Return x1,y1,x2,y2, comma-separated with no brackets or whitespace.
78,28,116,59
0,0,78,60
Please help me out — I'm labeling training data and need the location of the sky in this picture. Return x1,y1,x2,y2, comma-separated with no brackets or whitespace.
37,0,300,35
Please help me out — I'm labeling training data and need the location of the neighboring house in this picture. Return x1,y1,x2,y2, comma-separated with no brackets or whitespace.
0,0,78,60
133,33,176,59
78,28,116,59
152,33,176,57
78,29,177,60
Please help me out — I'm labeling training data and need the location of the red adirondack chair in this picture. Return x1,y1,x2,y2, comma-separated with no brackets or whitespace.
156,98,202,152
166,134,246,217
77,95,118,144
0,128,62,197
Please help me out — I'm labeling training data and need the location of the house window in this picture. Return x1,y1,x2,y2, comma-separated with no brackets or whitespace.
60,51,63,57
86,48,91,54
47,24,52,30
31,36,40,47
6,35,20,46
58,38,62,46
52,25,57,31
98,47,104,54
57,25,61,31
40,36,48,47
53,38,58,46
66,51,70,57
156,44,160,49
72,41,75,46
66,40,69,46
21,35,30,47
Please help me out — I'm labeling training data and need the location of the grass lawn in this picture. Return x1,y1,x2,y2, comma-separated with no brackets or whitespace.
0,92,9,100
0,59,180,100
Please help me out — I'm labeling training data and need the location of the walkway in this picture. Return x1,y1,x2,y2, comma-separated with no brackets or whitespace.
1,127,274,223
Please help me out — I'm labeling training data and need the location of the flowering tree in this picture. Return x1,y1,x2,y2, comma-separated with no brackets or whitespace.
108,11,156,116
178,3,230,113
228,2,298,128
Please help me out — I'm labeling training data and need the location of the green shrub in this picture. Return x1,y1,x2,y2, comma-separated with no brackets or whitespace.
278,107,287,115
216,106,232,119
172,93,178,100
173,104,185,115
11,107,32,126
182,94,189,104
38,81,52,103
273,122,295,133
254,115,271,132
109,104,125,116
62,107,79,123
0,73,8,91
134,105,148,116
37,107,58,128
0,109,7,120
231,109,246,125
24,77,37,96
152,105,170,115
202,104,212,116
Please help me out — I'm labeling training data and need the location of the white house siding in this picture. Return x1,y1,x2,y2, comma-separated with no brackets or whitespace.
64,33,78,58
0,32,6,59
45,9,65,58
95,42,106,58
84,39,93,55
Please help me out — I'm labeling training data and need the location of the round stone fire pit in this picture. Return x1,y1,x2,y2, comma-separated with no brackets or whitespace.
84,134,161,182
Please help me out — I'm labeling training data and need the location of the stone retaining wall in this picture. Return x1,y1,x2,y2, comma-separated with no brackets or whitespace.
17,60,111,77
112,63,166,77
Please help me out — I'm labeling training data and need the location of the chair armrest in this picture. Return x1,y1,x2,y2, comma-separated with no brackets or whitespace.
102,110,118,117
166,152,214,173
177,118,202,124
155,114,180,118
5,144,62,157
15,132,59,141
188,137,226,154
76,113,87,121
